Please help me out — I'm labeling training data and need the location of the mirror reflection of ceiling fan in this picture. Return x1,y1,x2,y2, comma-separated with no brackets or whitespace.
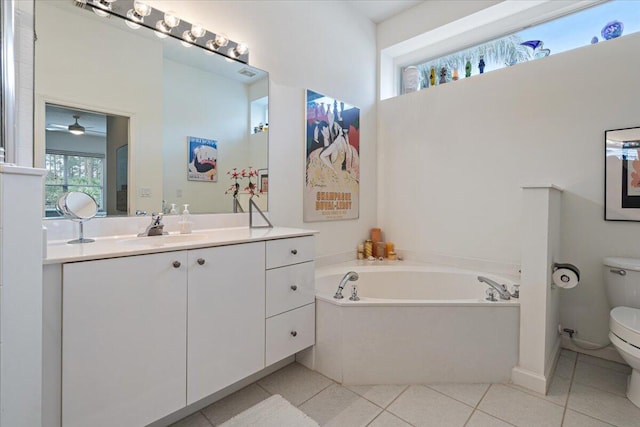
46,115,91,136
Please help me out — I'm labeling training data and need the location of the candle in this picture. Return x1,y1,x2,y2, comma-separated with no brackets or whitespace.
375,242,386,259
370,228,382,243
385,242,394,257
364,240,373,258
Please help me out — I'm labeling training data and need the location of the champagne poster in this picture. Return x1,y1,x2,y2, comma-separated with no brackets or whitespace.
304,90,360,222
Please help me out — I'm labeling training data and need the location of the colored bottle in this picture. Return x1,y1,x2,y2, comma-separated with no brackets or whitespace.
452,68,459,81
439,67,447,84
429,67,436,86
478,55,486,74
465,59,472,78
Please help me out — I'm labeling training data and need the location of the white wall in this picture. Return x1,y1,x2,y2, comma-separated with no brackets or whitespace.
145,0,378,256
378,32,640,346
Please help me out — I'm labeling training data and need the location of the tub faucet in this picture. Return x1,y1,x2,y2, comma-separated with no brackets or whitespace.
334,271,359,299
477,276,511,300
138,213,166,237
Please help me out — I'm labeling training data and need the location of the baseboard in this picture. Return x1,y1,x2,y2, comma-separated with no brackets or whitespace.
511,367,548,395
561,336,626,364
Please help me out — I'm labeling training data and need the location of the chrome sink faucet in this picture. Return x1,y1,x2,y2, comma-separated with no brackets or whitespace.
138,213,167,237
477,276,511,300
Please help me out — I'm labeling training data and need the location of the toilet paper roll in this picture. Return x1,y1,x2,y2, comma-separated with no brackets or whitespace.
552,263,580,289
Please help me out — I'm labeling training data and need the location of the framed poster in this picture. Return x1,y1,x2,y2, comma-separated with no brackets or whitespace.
258,168,268,192
304,89,360,222
605,126,640,220
187,136,218,182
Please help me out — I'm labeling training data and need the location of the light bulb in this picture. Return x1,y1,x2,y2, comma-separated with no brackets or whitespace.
164,12,180,28
235,42,249,56
215,33,229,48
92,0,115,17
133,1,151,17
125,10,142,28
227,47,238,59
182,30,196,44
191,24,206,38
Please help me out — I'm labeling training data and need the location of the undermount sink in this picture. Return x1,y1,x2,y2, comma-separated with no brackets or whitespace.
118,233,208,246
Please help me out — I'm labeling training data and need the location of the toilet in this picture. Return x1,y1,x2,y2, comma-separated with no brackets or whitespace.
604,257,640,407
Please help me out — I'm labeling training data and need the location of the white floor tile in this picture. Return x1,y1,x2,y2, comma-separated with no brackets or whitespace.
578,354,631,375
170,412,213,427
201,384,270,425
387,385,473,427
466,410,514,427
346,384,408,408
555,355,576,380
506,374,570,407
298,384,382,426
478,384,564,427
560,349,578,361
573,360,629,397
426,383,489,407
257,363,333,406
568,382,640,427
367,411,413,427
562,409,616,427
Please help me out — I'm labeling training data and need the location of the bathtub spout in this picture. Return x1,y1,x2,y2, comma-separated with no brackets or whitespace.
334,271,359,299
477,276,511,300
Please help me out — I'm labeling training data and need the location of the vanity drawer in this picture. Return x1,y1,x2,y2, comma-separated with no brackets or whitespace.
266,236,315,269
265,303,315,366
266,262,315,318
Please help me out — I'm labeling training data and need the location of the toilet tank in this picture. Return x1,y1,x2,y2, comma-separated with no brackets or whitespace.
604,257,640,308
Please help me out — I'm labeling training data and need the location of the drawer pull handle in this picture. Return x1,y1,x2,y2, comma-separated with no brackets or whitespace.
291,249,298,255
172,261,181,268
197,258,206,266
290,331,297,337
290,285,298,291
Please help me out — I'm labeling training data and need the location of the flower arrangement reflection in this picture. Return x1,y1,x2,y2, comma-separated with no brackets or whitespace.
225,167,262,212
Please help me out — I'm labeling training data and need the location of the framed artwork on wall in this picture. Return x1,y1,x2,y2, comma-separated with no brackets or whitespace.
258,168,268,192
304,89,360,222
187,136,218,182
605,126,640,220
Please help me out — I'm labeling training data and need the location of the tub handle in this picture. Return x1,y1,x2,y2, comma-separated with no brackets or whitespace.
610,268,626,276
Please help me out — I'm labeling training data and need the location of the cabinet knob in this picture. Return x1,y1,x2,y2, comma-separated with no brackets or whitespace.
197,258,206,265
291,249,298,255
290,285,298,291
290,331,297,337
172,261,181,268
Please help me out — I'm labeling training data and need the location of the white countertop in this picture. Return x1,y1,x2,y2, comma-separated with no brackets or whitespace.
45,226,317,264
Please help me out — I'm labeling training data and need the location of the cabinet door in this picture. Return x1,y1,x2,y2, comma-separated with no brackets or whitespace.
62,252,187,427
187,242,266,404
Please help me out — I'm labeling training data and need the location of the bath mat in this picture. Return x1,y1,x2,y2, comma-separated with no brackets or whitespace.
219,394,319,427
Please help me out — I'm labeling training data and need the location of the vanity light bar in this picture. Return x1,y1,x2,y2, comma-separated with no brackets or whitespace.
83,0,249,64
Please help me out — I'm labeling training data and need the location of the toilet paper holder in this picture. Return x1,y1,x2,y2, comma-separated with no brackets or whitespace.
552,263,580,288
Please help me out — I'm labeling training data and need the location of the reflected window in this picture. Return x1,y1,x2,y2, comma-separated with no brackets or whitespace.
45,151,105,217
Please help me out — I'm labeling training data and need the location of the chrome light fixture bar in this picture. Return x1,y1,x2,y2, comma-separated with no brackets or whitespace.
83,0,250,64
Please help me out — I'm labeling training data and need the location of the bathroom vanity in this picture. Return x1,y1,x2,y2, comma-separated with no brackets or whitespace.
43,228,316,427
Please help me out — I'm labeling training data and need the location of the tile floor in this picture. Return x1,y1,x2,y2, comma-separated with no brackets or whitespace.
172,350,640,427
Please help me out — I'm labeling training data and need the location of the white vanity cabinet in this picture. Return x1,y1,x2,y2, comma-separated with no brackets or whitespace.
265,236,316,366
186,242,265,405
62,251,188,427
52,231,316,427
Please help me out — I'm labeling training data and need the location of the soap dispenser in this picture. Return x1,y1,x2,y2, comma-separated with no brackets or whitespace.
169,203,178,215
179,204,192,234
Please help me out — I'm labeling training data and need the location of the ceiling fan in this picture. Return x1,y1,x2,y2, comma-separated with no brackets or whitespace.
46,114,93,136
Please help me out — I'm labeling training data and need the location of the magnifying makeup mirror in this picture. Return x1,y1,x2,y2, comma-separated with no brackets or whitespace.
56,191,98,243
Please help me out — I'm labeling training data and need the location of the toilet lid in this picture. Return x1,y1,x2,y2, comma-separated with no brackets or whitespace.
611,307,640,346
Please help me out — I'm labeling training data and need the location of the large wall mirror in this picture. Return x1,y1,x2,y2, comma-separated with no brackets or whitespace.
34,0,269,217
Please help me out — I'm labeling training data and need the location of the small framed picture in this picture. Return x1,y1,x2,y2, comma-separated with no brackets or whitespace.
187,136,218,182
605,126,640,220
258,169,268,193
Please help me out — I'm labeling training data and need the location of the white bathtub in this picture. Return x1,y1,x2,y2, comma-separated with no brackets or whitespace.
301,261,520,385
